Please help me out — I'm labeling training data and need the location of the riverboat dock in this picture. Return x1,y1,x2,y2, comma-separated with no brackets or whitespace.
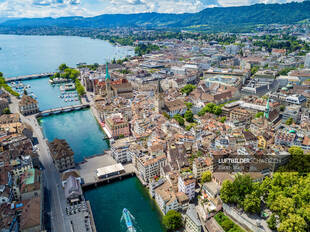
77,153,136,190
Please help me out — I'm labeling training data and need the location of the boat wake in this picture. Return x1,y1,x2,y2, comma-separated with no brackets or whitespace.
120,208,136,232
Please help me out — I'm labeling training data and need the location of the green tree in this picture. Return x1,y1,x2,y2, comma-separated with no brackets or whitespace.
185,101,193,109
251,66,259,76
285,117,293,125
58,63,68,72
2,107,10,114
219,116,226,123
201,171,212,183
181,84,196,95
184,110,194,122
163,210,183,231
173,114,184,126
278,214,307,232
267,214,277,230
255,112,264,118
163,112,170,119
243,193,261,214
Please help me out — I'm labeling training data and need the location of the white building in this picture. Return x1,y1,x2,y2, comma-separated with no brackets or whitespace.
184,204,202,232
110,138,132,164
178,174,196,200
136,155,166,183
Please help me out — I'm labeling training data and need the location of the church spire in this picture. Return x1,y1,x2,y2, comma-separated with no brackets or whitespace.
105,62,111,81
264,98,270,119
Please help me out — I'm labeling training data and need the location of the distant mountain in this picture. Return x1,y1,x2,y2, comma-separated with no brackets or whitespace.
1,1,310,32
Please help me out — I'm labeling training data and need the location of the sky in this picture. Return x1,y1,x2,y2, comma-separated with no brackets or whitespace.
0,0,304,18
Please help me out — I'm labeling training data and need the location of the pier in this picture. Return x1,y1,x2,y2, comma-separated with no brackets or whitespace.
5,72,56,82
36,104,90,117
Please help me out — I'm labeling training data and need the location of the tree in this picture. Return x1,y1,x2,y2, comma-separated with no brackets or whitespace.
255,112,264,118
185,102,193,109
2,107,10,114
163,210,183,231
267,214,277,230
58,63,68,72
163,112,170,119
288,146,304,156
180,84,196,95
243,193,261,214
173,114,184,126
184,110,194,123
280,105,285,111
219,116,226,123
201,171,212,183
285,117,293,125
278,214,307,232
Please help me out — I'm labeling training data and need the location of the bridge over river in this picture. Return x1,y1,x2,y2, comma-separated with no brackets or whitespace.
36,104,90,117
5,72,56,82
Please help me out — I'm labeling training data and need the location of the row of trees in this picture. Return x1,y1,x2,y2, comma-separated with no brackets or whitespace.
0,72,19,97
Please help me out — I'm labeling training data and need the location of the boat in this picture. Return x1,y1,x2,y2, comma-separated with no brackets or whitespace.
121,208,135,232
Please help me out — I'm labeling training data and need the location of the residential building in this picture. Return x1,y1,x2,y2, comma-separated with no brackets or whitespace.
136,154,166,183
184,204,202,232
178,174,196,200
0,98,9,115
20,197,42,232
192,157,213,180
19,95,39,116
111,137,132,163
20,168,41,201
48,139,75,172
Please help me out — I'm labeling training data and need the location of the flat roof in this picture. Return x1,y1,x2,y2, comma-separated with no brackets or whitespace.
96,163,124,177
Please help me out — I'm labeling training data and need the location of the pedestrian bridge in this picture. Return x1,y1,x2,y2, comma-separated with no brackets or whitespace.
35,104,90,117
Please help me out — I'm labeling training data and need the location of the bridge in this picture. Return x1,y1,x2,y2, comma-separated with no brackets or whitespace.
36,104,90,117
5,72,56,82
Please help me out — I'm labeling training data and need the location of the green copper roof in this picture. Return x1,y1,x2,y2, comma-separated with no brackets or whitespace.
105,63,111,80
264,98,270,119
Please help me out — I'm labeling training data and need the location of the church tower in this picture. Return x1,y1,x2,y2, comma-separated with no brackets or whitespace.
264,98,270,119
155,80,165,113
105,62,112,102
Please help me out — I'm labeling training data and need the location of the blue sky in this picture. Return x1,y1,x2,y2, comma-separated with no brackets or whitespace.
0,0,304,18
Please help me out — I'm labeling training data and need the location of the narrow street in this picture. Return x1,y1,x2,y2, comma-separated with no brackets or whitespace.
9,96,70,232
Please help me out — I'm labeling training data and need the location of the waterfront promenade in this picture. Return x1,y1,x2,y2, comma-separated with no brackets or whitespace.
9,95,70,232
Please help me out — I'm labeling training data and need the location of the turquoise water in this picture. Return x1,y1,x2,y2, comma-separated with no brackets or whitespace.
11,78,79,111
1,34,163,231
39,109,109,163
84,177,165,232
0,34,134,78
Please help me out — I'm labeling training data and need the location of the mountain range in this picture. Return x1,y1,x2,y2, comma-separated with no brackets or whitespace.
1,1,310,32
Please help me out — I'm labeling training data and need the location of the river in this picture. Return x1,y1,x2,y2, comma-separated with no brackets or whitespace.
1,34,164,232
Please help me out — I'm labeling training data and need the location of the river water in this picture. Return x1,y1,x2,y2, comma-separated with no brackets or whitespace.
1,34,164,232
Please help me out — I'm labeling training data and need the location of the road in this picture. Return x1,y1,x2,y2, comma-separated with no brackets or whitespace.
9,96,70,232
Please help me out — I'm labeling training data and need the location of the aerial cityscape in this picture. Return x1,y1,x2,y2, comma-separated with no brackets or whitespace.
0,0,310,232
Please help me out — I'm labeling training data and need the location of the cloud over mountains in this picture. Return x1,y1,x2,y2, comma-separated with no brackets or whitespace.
0,0,304,18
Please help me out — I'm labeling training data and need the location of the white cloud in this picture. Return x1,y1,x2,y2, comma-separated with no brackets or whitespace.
0,0,305,18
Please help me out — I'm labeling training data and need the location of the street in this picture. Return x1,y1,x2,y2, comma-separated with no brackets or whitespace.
9,96,70,232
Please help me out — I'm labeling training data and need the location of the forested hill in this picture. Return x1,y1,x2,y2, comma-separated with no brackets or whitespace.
1,1,310,32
